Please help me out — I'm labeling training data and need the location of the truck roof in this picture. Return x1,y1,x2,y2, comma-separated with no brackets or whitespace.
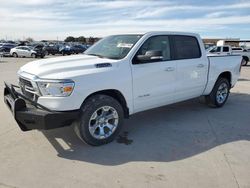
111,31,200,37
145,31,199,36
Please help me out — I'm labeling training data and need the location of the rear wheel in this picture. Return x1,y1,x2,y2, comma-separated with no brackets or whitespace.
205,78,230,108
74,94,124,146
242,57,248,66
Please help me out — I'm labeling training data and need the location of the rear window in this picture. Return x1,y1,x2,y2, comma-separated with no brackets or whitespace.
172,35,201,60
232,48,242,51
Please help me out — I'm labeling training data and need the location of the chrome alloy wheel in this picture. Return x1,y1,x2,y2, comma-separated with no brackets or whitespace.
216,82,228,104
88,106,119,140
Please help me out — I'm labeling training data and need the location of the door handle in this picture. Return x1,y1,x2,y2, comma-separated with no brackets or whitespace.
164,67,175,72
197,64,205,68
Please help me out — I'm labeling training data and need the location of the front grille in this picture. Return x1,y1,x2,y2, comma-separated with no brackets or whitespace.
19,77,36,100
19,77,33,87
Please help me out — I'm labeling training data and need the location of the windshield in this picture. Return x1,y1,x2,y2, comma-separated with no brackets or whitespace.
84,35,142,60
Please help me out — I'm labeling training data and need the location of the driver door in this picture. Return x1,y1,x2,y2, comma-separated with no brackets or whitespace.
131,35,176,113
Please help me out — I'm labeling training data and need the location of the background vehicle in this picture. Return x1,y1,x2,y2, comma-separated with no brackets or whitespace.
10,46,37,58
43,44,59,55
231,47,250,65
59,45,72,55
4,32,242,146
0,43,16,56
207,45,250,66
32,44,46,58
70,44,87,54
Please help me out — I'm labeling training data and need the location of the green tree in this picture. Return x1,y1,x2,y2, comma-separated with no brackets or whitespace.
77,36,86,43
64,36,75,42
88,37,95,44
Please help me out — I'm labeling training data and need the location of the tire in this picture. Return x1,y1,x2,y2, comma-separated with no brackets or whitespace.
242,57,248,66
74,94,124,146
31,53,36,58
205,78,230,108
12,52,18,58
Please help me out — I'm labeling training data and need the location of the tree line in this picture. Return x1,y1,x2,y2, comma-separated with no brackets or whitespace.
64,36,100,44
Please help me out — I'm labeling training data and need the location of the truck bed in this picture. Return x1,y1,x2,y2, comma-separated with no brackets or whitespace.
203,54,242,95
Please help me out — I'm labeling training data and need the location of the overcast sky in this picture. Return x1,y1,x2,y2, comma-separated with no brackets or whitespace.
0,0,250,40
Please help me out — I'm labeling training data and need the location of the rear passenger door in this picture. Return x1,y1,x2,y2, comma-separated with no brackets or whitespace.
171,35,208,102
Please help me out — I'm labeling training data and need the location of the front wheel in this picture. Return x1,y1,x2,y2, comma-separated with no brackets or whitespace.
74,94,124,146
31,53,36,58
12,52,18,58
205,78,230,108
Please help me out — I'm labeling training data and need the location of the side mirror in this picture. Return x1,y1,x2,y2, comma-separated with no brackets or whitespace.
136,50,163,63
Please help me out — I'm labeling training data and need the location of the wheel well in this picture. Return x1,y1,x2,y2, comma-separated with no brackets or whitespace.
84,89,129,118
218,71,231,86
243,56,249,62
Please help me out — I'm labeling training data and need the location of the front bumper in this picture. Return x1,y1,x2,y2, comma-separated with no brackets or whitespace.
3,82,80,131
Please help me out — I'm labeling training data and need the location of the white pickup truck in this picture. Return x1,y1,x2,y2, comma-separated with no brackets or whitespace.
4,32,242,146
207,45,250,66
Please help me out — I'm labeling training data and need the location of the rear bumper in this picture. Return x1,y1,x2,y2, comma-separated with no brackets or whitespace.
4,82,80,131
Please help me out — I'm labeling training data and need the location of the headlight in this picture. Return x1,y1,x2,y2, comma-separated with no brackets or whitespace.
37,80,75,97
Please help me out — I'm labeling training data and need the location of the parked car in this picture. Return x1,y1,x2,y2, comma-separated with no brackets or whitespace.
32,44,46,58
43,44,59,55
70,44,87,54
231,47,250,66
59,45,72,55
0,43,16,56
10,46,37,58
4,31,242,146
207,45,250,66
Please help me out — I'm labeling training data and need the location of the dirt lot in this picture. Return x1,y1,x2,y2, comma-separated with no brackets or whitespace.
0,57,250,188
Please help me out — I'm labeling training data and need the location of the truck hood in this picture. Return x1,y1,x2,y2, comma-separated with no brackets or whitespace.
19,54,118,79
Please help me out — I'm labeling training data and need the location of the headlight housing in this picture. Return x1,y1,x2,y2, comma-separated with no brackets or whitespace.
37,80,75,97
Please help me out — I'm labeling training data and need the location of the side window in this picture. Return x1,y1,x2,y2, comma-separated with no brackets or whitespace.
223,47,229,52
133,36,171,64
172,35,201,59
216,47,221,52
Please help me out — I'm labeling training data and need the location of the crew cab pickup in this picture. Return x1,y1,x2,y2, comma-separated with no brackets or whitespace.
4,32,242,146
207,45,250,66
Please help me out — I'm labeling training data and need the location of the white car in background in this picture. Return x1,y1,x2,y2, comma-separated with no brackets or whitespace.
207,45,250,66
10,46,37,58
